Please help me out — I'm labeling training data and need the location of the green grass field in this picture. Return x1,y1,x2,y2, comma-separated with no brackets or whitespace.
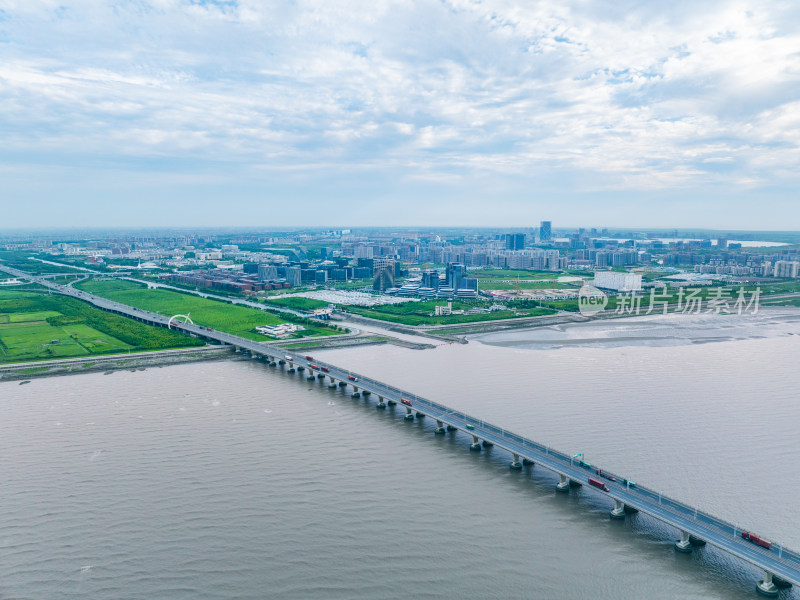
0,290,202,363
343,299,556,326
75,280,341,340
77,279,145,294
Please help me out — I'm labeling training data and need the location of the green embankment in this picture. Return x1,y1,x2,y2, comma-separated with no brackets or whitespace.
75,280,341,340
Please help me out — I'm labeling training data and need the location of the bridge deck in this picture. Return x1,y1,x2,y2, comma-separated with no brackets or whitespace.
4,265,799,589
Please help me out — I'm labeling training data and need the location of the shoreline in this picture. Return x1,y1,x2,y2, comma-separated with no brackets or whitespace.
0,334,435,383
0,345,241,383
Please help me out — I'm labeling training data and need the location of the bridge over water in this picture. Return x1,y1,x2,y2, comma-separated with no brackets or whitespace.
3,265,798,597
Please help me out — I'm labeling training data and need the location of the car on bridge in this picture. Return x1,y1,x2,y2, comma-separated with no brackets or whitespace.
310,364,319,370
321,366,329,372
742,531,772,549
588,478,610,492
596,469,616,482
400,398,412,406
465,424,475,430
305,355,314,360
348,375,357,381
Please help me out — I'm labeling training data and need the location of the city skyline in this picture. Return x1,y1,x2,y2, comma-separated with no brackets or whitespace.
1,1,799,229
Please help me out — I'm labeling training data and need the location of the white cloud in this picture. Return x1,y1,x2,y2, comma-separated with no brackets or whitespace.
0,0,799,226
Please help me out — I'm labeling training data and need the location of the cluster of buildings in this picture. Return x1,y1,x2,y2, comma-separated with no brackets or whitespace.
165,269,293,293
393,263,480,298
691,256,800,279
162,256,402,294
5,225,799,307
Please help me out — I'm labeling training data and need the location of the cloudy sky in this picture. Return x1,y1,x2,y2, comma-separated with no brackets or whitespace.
1,0,799,229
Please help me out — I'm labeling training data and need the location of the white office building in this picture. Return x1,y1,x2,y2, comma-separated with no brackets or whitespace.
593,271,643,292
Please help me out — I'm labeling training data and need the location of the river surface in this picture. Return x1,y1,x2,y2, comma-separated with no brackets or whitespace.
2,310,800,599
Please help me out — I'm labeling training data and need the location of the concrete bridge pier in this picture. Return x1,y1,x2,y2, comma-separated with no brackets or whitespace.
469,436,482,452
446,425,458,432
297,365,305,372
674,530,693,553
522,458,535,466
482,440,493,448
610,499,626,519
556,474,570,492
328,376,337,388
351,386,361,399
434,420,446,434
387,399,397,406
415,411,425,419
316,372,325,379
376,396,386,409
338,381,347,388
404,407,415,420
307,370,316,380
757,572,779,597
510,453,522,470
362,390,371,396
287,362,295,373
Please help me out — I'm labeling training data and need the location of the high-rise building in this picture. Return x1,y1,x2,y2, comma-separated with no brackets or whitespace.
257,264,278,281
445,262,466,291
539,221,552,242
421,270,441,290
354,245,374,259
284,267,301,287
372,257,395,292
505,233,525,251
774,261,800,278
